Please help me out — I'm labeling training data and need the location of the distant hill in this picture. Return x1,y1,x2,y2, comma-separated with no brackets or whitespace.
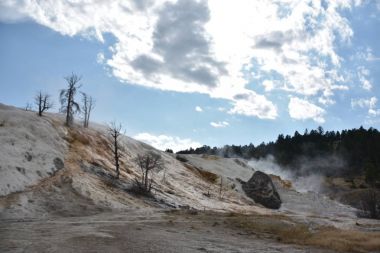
177,126,380,185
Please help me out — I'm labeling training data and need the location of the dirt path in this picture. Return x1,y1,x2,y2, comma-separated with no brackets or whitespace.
0,209,336,253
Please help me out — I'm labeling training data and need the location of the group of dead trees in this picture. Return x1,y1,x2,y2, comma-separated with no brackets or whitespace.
134,152,164,193
107,122,163,194
30,73,95,128
31,73,163,195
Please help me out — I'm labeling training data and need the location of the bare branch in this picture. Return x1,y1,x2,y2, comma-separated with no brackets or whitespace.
25,102,33,111
134,152,164,193
60,73,82,126
81,92,95,128
34,91,53,116
108,121,123,179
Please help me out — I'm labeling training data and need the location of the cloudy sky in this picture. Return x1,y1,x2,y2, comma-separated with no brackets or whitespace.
0,0,379,151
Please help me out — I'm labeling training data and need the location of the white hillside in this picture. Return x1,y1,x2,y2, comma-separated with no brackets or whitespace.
0,104,66,196
0,104,266,219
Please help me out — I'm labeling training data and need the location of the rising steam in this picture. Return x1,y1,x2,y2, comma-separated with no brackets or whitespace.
248,155,325,193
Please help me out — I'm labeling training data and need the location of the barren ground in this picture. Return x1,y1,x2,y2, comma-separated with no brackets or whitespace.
1,209,339,253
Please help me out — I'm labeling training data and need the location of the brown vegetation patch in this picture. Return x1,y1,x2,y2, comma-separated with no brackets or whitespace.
201,154,219,160
167,211,380,253
307,228,380,253
234,158,247,167
225,213,380,253
198,169,219,183
94,133,110,148
49,118,63,129
68,129,91,145
183,163,219,183
270,175,293,189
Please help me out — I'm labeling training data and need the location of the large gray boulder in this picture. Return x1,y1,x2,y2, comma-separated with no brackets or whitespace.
242,171,282,209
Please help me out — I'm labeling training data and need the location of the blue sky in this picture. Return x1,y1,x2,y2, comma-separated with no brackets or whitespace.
0,0,379,151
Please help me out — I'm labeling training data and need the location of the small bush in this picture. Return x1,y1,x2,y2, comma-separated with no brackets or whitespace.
198,169,218,183
176,155,188,163
183,163,218,183
128,180,154,198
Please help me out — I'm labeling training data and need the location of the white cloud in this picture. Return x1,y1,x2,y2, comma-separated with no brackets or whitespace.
351,97,380,116
228,91,278,119
318,96,336,106
0,0,362,120
210,121,229,128
357,66,372,90
288,97,326,124
134,132,201,152
367,55,380,61
96,52,105,64
355,47,380,62
195,106,203,112
366,50,380,61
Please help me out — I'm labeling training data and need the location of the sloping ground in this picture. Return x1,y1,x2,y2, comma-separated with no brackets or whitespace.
0,104,264,219
178,154,380,231
0,104,66,196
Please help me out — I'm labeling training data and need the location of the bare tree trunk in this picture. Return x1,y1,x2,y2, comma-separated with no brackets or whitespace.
134,152,163,193
81,92,95,128
108,122,123,179
83,96,88,127
145,169,149,190
38,95,42,116
65,89,72,126
61,74,82,126
35,91,52,117
114,133,120,179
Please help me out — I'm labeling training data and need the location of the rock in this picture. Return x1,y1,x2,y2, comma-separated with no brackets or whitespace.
25,152,33,162
242,171,282,209
16,167,26,175
53,157,64,170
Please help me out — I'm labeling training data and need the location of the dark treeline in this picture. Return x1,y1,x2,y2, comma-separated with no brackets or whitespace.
177,126,380,183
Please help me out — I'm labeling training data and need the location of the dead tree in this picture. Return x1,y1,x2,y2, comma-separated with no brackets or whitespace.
108,122,123,179
134,152,163,193
60,73,81,126
25,102,33,111
34,91,53,116
81,92,95,128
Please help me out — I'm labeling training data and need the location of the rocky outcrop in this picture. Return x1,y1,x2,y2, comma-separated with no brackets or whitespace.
242,171,282,209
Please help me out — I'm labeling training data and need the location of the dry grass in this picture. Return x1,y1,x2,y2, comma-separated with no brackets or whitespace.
233,158,247,168
270,175,293,189
169,210,380,253
68,129,91,145
226,213,380,253
183,163,219,183
198,169,219,183
306,228,380,252
201,154,219,160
